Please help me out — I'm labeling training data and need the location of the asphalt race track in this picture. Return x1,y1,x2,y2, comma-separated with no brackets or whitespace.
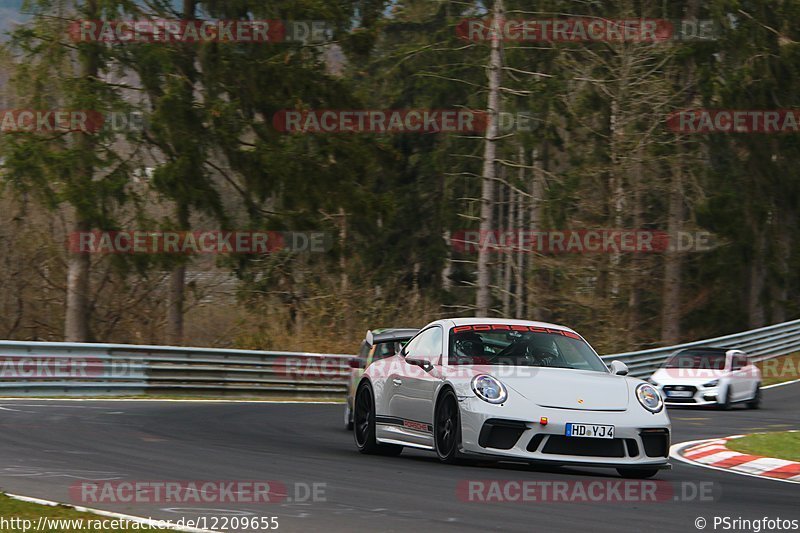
0,384,798,532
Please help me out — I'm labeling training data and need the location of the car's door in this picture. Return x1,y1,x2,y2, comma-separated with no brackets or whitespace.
388,326,443,439
728,352,750,401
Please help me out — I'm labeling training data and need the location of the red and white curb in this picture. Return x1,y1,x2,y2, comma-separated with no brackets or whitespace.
671,433,800,484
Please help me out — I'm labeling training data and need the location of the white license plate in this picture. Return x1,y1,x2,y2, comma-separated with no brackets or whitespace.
565,423,614,439
666,390,693,398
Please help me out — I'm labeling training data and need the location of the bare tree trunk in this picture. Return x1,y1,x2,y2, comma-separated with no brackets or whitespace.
527,146,545,320
661,152,683,344
660,1,698,343
502,185,513,317
475,0,503,316
608,97,625,298
64,0,100,342
626,147,643,346
748,225,767,328
514,145,525,317
167,265,186,344
65,219,91,341
339,206,348,294
769,207,792,323
442,230,453,291
167,204,190,344
165,0,199,345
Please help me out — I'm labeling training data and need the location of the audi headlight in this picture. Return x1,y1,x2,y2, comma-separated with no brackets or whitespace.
471,375,507,404
703,379,719,387
635,383,663,413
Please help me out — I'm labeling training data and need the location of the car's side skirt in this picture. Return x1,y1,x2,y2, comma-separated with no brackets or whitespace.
378,438,435,451
375,415,433,433
375,415,434,448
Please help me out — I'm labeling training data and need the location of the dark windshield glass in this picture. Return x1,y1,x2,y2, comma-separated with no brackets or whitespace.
448,325,606,372
665,351,727,370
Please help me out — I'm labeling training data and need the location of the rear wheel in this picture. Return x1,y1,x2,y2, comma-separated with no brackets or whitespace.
434,389,462,464
747,385,761,409
617,468,659,479
353,383,402,456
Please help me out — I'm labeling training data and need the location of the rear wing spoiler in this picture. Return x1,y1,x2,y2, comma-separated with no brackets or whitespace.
365,329,418,346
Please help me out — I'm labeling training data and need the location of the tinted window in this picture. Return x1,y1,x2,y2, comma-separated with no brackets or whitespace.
405,327,443,364
371,340,408,362
665,351,727,370
732,354,748,370
447,325,606,372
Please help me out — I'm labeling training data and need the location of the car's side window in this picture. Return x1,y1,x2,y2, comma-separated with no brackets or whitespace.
423,327,443,361
732,354,747,370
405,327,442,364
402,334,422,358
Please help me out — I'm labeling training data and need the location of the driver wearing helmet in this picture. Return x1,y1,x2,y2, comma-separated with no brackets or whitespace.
525,335,559,367
454,332,489,364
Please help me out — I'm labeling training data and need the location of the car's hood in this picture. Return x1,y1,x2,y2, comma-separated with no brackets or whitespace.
444,366,630,411
651,368,726,384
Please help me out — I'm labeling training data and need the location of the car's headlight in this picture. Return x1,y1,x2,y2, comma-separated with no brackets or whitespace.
471,375,507,404
635,383,663,413
703,379,719,387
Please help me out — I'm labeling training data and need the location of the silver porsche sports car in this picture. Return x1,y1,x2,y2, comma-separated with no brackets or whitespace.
353,318,671,478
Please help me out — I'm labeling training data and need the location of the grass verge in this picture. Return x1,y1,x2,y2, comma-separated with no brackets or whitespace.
727,431,800,462
757,352,800,386
0,493,143,533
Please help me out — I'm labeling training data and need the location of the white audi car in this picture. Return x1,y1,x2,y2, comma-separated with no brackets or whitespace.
649,347,761,409
353,318,671,478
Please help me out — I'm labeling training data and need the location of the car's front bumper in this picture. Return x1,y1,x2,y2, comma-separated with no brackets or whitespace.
458,397,671,468
655,383,721,406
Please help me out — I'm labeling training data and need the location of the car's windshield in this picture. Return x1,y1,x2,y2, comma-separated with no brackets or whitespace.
448,325,607,372
665,351,727,370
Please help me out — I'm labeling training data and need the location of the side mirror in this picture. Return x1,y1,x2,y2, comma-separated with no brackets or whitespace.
609,360,629,376
405,353,433,372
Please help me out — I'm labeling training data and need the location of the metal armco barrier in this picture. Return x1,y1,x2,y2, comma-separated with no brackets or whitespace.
0,318,799,396
0,342,351,397
601,318,800,378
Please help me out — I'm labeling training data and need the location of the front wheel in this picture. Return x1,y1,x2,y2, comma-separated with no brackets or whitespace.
353,383,402,456
434,389,462,464
718,387,732,410
617,468,659,479
747,385,761,409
